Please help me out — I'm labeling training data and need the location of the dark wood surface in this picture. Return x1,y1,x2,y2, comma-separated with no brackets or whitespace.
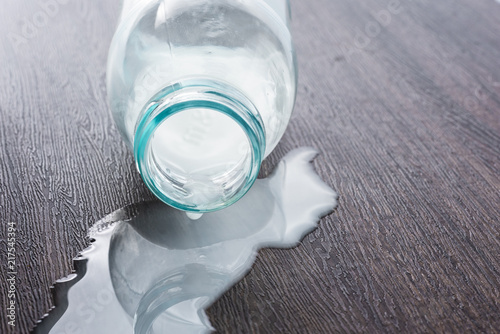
1,0,499,333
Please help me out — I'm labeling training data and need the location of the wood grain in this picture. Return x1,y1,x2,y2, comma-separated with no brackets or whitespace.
1,0,499,333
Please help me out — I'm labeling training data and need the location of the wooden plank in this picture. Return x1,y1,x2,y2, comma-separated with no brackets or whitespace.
0,0,499,332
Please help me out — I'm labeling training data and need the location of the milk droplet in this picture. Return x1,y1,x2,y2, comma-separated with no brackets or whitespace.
186,212,204,220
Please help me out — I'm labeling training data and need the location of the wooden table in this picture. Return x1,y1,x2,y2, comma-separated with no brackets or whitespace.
1,0,499,332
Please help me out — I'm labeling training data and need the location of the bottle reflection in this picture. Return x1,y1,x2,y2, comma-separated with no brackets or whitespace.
110,181,277,333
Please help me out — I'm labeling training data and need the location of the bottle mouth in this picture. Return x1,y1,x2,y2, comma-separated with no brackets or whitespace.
134,79,265,212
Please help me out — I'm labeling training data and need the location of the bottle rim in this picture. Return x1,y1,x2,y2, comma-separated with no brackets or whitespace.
134,78,266,213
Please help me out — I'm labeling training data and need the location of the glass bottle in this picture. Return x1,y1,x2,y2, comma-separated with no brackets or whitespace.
107,0,297,212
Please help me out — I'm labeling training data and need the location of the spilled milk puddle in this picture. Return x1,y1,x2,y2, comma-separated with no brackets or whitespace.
34,148,337,334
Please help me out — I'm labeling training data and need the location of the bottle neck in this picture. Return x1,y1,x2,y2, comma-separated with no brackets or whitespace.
134,79,266,212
